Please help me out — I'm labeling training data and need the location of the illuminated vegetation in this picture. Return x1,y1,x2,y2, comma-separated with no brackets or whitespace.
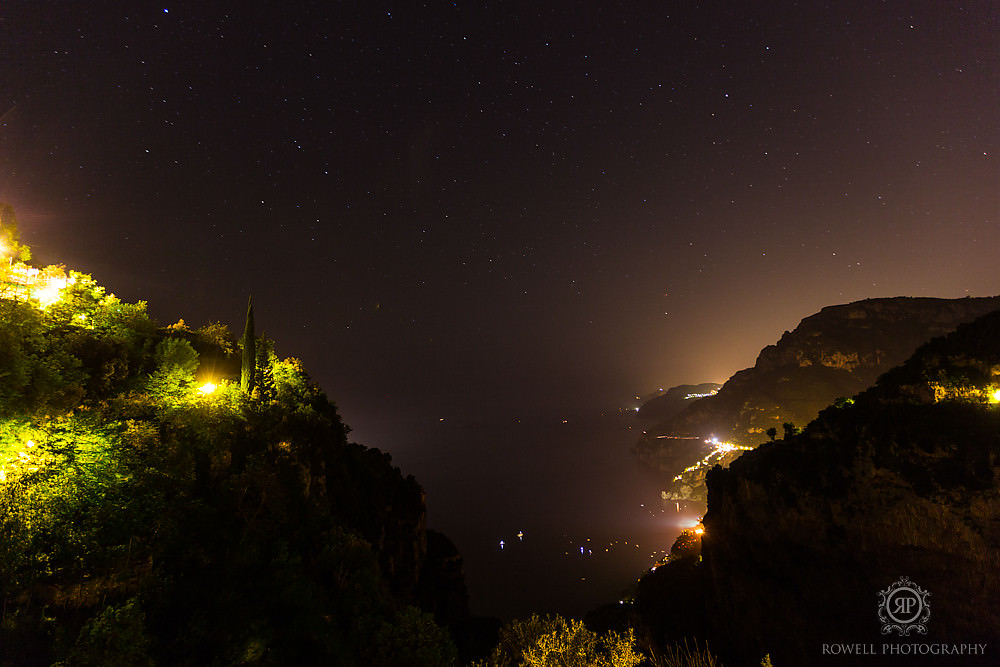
0,217,461,665
472,614,644,667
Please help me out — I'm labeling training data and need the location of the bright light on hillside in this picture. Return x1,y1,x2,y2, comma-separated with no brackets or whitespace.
34,282,65,308
672,438,754,482
198,382,218,395
990,387,1000,404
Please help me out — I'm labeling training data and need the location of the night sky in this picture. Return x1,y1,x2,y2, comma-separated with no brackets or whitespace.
2,1,998,442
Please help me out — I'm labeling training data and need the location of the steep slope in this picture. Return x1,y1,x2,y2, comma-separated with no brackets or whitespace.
636,383,721,422
700,309,1000,665
635,296,1000,502
0,268,471,665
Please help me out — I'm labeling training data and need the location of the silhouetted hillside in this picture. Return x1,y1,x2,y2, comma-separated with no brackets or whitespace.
636,383,721,422
635,296,1000,504
636,308,1000,666
0,266,472,665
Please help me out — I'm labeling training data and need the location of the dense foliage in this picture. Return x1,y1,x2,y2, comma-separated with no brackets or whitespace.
0,272,460,665
472,614,644,667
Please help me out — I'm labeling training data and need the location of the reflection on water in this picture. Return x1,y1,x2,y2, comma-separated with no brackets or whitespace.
387,411,699,620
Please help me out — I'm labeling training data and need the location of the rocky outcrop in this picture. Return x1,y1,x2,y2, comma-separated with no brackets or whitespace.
699,310,1000,665
634,296,1000,502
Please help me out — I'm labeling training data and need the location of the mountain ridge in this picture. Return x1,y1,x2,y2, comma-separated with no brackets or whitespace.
634,295,1000,504
629,307,1000,666
699,307,1000,665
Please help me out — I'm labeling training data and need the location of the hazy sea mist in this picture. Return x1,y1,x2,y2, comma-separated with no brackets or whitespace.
382,410,695,619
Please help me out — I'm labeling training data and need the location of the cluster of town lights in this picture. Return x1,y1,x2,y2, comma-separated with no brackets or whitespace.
672,437,754,482
679,517,705,535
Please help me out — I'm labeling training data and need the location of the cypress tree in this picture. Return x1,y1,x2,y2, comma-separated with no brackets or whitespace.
255,337,276,401
240,296,256,394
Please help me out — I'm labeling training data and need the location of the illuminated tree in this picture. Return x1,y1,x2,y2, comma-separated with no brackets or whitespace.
0,301,88,416
146,337,200,403
195,321,235,355
245,335,278,401
476,614,644,667
44,271,105,323
240,296,256,394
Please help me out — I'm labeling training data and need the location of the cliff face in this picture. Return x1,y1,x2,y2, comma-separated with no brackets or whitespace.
634,296,1000,499
700,310,1000,665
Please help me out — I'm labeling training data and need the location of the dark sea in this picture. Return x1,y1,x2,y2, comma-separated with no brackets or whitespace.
380,410,697,620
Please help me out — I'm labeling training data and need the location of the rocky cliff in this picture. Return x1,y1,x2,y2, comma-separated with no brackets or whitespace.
699,309,1000,665
635,296,1000,503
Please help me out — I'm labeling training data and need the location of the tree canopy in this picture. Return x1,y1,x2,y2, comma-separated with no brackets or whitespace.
0,261,460,665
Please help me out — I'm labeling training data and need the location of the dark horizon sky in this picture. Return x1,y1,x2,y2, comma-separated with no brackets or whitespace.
2,1,997,444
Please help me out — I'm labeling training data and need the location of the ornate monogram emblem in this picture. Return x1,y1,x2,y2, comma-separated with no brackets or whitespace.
878,576,931,636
